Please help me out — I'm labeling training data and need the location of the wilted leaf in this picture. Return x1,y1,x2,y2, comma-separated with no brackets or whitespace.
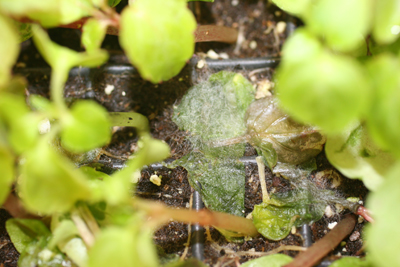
246,96,326,168
326,123,395,190
253,189,326,240
119,0,196,83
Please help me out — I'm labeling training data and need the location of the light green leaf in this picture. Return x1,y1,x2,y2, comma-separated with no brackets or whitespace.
18,141,92,214
5,218,50,253
0,0,94,27
8,113,42,154
88,226,158,267
330,257,372,267
305,0,372,52
59,237,88,267
119,0,196,83
326,123,396,191
48,220,79,249
241,254,293,267
0,145,14,206
246,96,326,168
277,50,370,133
372,0,400,44
82,18,107,52
61,100,111,153
253,189,327,241
366,54,400,157
109,112,149,133
366,163,400,267
0,14,19,88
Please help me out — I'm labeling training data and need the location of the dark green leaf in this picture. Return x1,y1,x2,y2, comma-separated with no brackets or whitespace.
61,100,111,153
14,21,33,42
246,96,326,168
119,0,196,83
240,254,293,267
108,0,121,7
6,218,50,253
18,141,92,214
326,124,395,190
253,189,326,240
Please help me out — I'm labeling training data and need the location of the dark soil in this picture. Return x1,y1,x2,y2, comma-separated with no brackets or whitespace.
2,1,368,266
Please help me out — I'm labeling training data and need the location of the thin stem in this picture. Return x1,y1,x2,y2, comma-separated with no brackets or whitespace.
132,198,259,237
256,156,269,202
71,210,95,247
283,214,357,267
51,67,69,114
356,205,374,223
211,242,306,257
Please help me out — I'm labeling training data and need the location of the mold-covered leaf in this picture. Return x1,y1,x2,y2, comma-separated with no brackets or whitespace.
240,254,293,267
61,100,111,153
119,0,196,83
366,163,400,267
18,141,92,214
6,219,50,253
0,14,19,88
173,71,254,158
330,257,372,267
253,189,326,240
172,151,245,217
326,123,395,191
246,96,326,169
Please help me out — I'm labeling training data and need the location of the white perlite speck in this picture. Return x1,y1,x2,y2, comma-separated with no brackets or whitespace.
328,222,337,229
105,84,115,95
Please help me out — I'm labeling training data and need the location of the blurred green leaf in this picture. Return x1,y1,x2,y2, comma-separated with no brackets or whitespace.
366,54,400,157
119,0,196,83
330,257,372,267
277,49,370,133
372,0,400,44
48,220,79,250
173,151,245,218
59,237,88,267
366,163,400,267
82,18,107,52
18,141,92,214
61,100,111,153
0,145,14,206
88,226,158,267
326,124,395,191
6,218,50,253
305,0,372,52
271,0,312,17
14,21,33,42
240,254,293,267
246,96,326,168
0,0,94,27
253,189,326,240
0,14,19,88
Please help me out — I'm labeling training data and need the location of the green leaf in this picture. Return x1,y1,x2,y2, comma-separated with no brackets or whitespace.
366,163,400,267
173,151,245,218
276,49,370,133
5,218,50,253
61,100,111,153
240,254,293,267
32,24,108,69
108,0,121,7
82,18,107,53
14,21,33,42
305,0,372,52
326,123,396,191
330,257,372,267
48,220,79,249
366,54,400,157
372,0,400,44
18,141,92,214
119,0,196,83
246,96,326,168
253,189,326,241
88,226,158,267
0,0,94,27
59,237,88,267
0,145,14,206
109,112,149,133
0,14,19,88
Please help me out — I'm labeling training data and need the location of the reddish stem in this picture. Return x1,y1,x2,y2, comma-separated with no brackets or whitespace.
356,205,374,223
283,214,357,267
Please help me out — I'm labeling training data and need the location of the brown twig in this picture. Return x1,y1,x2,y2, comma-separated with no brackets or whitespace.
133,198,259,237
283,214,357,267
